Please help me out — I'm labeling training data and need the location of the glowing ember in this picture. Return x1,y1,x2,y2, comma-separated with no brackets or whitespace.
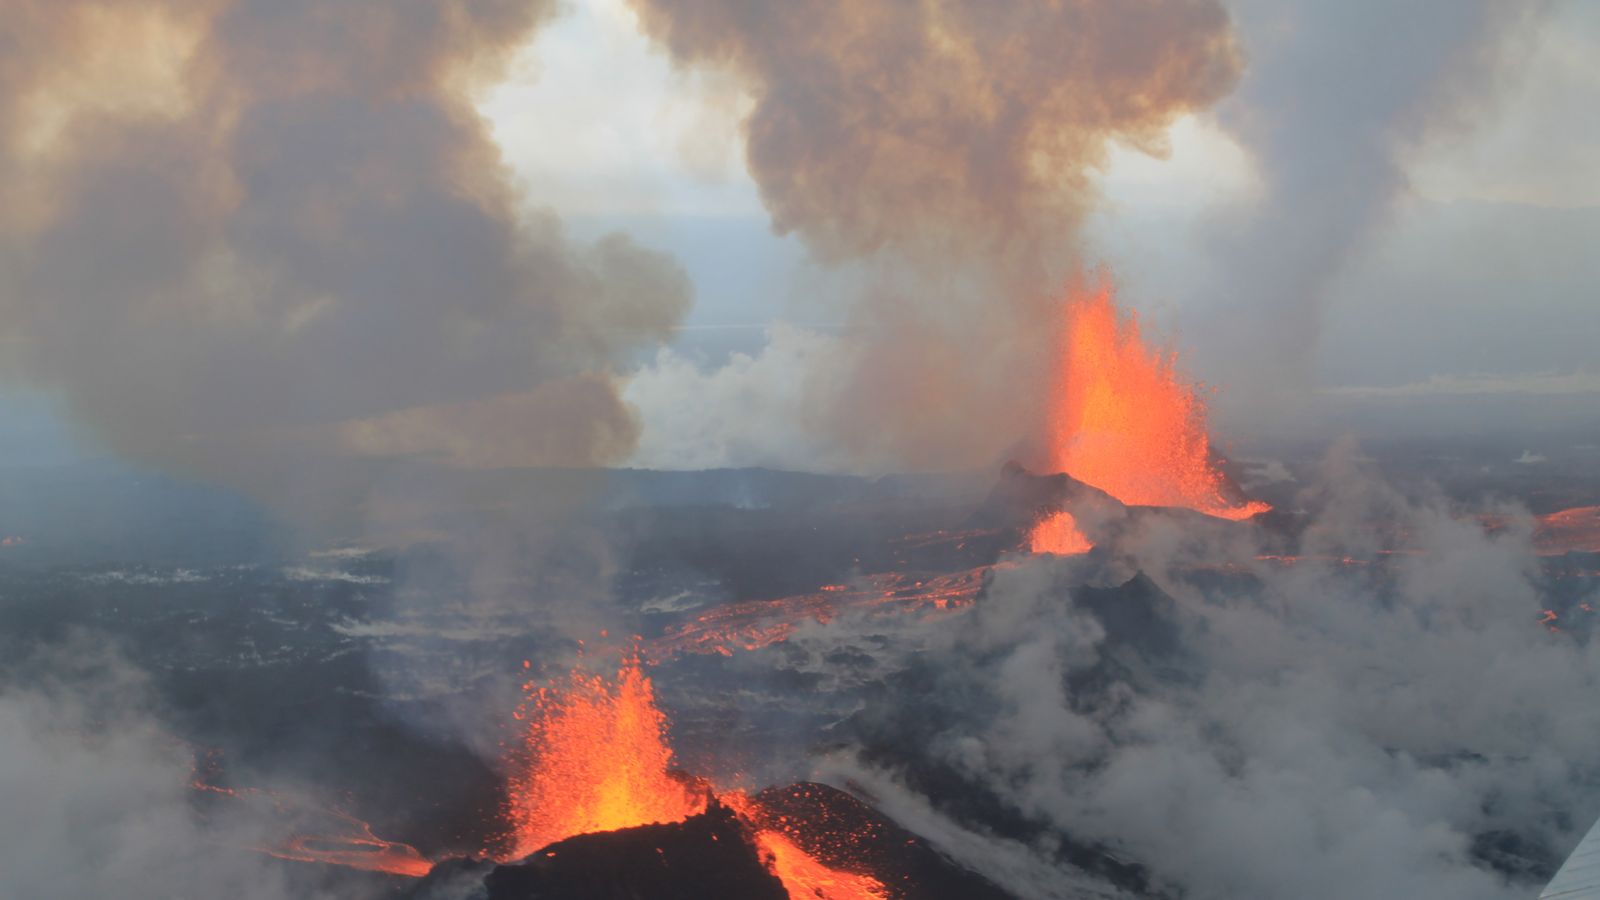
505,655,706,859
723,793,888,900
1044,281,1269,521
1029,510,1093,555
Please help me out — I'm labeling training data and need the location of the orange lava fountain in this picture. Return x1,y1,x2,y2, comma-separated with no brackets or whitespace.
1029,510,1093,555
504,655,706,859
1045,281,1268,521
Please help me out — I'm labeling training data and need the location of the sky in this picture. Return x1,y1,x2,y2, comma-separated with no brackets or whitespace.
1,0,1596,470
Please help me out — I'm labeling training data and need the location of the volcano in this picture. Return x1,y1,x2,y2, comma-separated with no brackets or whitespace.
407,784,1012,900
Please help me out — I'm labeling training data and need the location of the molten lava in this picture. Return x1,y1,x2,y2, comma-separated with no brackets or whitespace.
189,780,432,877
505,655,707,859
723,792,889,900
643,568,988,662
268,817,434,876
1536,506,1600,556
1044,282,1268,521
1029,510,1093,555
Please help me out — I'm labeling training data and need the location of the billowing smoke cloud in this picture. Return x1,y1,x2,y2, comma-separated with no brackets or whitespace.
792,443,1600,898
625,325,858,472
1184,0,1550,431
627,0,1243,470
0,1,690,486
630,0,1241,263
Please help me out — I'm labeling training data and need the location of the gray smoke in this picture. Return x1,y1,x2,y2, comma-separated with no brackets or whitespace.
627,0,1243,471
1184,0,1550,433
0,0,690,497
786,443,1597,898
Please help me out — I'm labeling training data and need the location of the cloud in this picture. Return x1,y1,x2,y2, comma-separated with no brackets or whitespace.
624,325,862,472
1324,371,1600,399
0,0,691,494
1181,0,1552,429
620,0,1244,472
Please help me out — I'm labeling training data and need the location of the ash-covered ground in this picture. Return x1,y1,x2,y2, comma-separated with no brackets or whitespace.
2,434,1599,899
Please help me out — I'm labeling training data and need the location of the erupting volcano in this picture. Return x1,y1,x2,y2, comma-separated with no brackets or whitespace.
1043,282,1269,521
500,652,894,898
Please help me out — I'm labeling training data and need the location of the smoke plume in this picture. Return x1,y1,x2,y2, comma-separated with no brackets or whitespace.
0,1,690,488
1183,0,1550,431
627,0,1243,470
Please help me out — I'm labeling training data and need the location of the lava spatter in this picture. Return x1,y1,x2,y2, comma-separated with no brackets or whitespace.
504,654,707,860
1044,281,1268,521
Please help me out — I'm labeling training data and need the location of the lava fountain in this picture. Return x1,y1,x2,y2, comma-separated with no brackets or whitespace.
504,652,889,897
1043,280,1268,521
504,654,707,859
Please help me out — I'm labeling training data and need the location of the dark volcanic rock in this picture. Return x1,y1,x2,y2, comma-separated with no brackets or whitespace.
414,800,787,900
971,462,1124,534
406,784,1020,899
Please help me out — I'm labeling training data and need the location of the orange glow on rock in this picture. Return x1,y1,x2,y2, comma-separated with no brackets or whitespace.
751,829,888,900
505,656,706,860
1045,281,1268,521
722,793,888,900
1030,510,1093,555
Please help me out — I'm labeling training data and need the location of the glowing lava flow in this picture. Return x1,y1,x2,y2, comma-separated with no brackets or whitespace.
1044,282,1268,521
1536,506,1600,556
642,568,988,662
189,781,432,877
723,793,889,900
1029,510,1093,555
505,655,707,859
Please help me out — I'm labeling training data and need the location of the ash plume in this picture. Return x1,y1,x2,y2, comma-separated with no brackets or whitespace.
0,1,690,493
627,0,1243,471
1184,0,1550,432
